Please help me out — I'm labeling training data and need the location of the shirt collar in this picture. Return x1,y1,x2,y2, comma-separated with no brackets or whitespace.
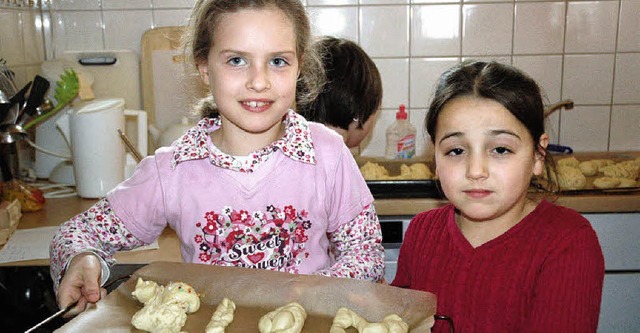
171,109,316,171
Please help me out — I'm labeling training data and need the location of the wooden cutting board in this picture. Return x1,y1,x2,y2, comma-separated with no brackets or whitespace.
141,26,208,151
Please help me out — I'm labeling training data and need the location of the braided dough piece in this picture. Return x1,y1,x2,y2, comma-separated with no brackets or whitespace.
258,302,307,333
592,177,621,189
579,159,614,176
601,162,639,180
360,162,389,180
330,307,409,333
206,298,236,333
131,278,201,333
556,166,587,190
557,156,580,168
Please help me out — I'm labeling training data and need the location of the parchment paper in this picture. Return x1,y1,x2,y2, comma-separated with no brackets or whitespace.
57,261,436,332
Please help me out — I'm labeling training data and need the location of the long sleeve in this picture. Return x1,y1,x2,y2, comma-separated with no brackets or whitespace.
315,204,384,282
49,198,147,290
524,225,605,332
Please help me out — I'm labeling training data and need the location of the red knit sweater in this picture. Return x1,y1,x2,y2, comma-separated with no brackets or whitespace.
392,200,604,332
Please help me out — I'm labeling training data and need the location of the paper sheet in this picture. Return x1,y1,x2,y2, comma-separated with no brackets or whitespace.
0,227,159,264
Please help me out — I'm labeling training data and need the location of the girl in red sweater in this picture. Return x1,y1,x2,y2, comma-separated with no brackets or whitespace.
392,61,604,332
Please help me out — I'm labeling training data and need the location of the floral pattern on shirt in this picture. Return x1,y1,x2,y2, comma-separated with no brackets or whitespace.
49,198,146,290
194,204,311,273
170,109,316,172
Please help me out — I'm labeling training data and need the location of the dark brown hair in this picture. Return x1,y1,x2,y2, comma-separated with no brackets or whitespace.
297,36,382,130
426,60,557,193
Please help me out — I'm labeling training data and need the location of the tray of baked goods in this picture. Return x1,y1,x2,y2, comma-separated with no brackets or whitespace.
356,157,444,199
536,151,640,194
57,261,436,332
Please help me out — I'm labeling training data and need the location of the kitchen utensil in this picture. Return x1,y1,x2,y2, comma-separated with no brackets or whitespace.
0,123,27,144
23,273,132,333
17,75,50,125
24,69,79,130
0,58,17,94
118,128,143,162
56,98,147,198
4,81,32,124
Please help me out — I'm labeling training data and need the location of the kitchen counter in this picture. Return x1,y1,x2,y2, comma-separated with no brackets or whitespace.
3,186,638,267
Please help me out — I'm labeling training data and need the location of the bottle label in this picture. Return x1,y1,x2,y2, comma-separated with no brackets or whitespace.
396,134,416,159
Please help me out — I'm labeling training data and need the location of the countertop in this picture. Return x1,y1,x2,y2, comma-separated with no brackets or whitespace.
4,185,638,267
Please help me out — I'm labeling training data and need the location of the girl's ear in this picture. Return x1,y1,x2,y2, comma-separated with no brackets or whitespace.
197,62,211,87
533,133,549,176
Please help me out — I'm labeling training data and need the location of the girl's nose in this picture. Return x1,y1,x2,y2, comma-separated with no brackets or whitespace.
466,153,489,180
246,65,271,92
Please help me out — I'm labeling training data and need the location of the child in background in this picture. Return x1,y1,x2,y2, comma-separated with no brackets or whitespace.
50,0,384,317
297,36,382,148
392,61,604,332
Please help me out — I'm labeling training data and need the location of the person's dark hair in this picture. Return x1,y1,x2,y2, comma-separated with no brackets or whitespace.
425,60,557,193
298,36,382,130
182,0,324,118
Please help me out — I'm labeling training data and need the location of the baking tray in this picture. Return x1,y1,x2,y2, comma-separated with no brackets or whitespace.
366,179,444,199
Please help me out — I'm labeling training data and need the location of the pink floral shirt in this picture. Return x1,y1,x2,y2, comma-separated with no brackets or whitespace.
50,110,383,290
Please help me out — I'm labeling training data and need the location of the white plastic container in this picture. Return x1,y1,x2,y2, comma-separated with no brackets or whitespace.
385,104,416,159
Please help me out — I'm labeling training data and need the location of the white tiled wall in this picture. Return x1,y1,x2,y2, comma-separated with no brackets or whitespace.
1,0,639,154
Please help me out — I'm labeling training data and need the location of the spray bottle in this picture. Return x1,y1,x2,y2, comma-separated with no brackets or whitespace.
385,104,416,159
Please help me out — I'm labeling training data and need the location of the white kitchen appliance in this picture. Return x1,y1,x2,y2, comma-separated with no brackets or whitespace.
35,50,142,182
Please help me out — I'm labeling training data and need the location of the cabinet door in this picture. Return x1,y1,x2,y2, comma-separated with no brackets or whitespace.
598,274,640,332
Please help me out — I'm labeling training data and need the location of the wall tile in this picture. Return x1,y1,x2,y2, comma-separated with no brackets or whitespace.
153,9,191,27
51,11,104,56
613,53,640,104
50,0,101,10
545,112,561,145
609,105,640,152
409,57,459,109
360,6,408,57
565,1,618,53
563,54,614,105
412,0,457,3
411,4,460,57
374,58,409,109
559,105,610,152
307,6,358,42
103,10,153,54
514,2,565,55
102,0,152,10
0,9,25,65
306,0,356,5
513,55,563,105
22,10,45,64
152,0,194,8
409,108,430,157
361,108,394,157
462,3,513,56
360,0,408,4
617,0,640,52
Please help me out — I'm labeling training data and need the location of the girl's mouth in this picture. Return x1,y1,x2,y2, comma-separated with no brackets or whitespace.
241,100,272,112
464,189,492,198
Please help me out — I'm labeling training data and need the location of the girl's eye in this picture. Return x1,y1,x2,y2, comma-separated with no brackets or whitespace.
228,57,246,66
270,57,289,67
446,148,464,156
493,146,512,155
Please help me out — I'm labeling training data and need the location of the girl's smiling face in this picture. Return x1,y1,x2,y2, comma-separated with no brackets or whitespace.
197,7,299,146
434,96,548,225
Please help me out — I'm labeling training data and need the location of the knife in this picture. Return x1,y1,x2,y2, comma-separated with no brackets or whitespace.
24,300,78,333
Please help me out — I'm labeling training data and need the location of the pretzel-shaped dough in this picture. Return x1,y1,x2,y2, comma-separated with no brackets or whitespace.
131,278,201,333
258,302,307,333
330,307,409,333
206,298,236,333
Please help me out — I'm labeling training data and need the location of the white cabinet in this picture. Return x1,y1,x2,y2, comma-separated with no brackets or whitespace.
586,213,640,333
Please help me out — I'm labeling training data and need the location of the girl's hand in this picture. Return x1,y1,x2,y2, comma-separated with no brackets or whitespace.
56,252,106,318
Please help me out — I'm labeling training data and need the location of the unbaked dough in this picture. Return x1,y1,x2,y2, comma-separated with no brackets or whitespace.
206,298,236,333
592,177,621,189
600,162,639,180
258,302,307,333
555,166,587,190
130,278,201,333
557,156,580,168
360,162,433,180
330,307,409,333
578,159,614,176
